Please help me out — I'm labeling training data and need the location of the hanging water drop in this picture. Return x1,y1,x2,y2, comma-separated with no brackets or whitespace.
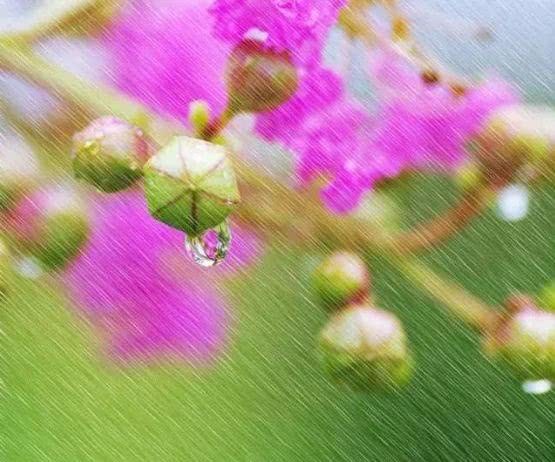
185,221,232,267
522,379,552,395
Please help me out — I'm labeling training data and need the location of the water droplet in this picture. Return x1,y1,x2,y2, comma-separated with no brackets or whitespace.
274,0,298,18
522,379,552,395
13,256,44,280
185,221,231,267
496,184,529,222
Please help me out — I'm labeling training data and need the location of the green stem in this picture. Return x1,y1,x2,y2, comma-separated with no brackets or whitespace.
387,255,496,329
0,40,495,331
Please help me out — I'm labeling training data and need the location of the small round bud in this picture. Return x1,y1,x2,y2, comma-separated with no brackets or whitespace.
188,100,211,134
353,192,400,233
144,136,240,236
72,116,151,192
538,281,555,312
226,40,299,114
312,252,370,311
4,185,90,270
319,304,412,392
454,162,483,191
473,104,555,179
0,134,40,211
484,303,555,381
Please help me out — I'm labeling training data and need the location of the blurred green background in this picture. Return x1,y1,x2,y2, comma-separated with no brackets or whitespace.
3,0,555,460
3,175,555,461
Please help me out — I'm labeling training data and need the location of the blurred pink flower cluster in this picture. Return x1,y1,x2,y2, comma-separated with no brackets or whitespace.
63,0,518,362
65,192,259,363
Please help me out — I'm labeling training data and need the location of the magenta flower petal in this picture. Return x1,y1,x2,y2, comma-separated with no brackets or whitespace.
105,0,230,118
64,192,258,363
210,0,347,65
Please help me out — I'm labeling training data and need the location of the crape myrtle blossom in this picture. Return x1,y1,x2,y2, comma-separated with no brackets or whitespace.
210,0,348,66
106,0,230,119
258,50,519,212
61,0,260,363
369,50,520,171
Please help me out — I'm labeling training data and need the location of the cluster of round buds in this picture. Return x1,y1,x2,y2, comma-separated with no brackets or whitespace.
0,134,40,212
3,184,90,270
311,251,370,311
72,116,151,192
226,40,299,114
312,252,412,391
484,295,555,382
144,136,240,237
318,303,412,392
472,104,555,181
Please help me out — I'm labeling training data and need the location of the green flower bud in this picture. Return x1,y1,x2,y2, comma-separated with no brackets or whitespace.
312,252,370,311
4,185,90,270
144,136,240,236
226,40,299,114
473,104,555,178
538,281,555,312
188,100,211,134
485,304,555,381
454,162,483,191
319,304,412,392
72,116,151,192
0,134,40,211
352,192,400,233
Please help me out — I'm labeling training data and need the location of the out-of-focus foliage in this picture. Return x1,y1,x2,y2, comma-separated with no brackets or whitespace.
4,176,555,461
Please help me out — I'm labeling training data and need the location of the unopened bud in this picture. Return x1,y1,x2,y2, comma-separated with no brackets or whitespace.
484,302,555,381
4,185,90,270
312,252,370,310
473,104,555,179
319,304,412,392
188,100,211,134
0,134,40,211
226,40,299,114
144,136,240,236
72,116,151,192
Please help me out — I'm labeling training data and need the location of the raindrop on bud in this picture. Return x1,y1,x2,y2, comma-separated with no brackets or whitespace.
312,252,370,311
0,134,40,212
184,221,232,267
72,116,151,192
318,304,412,392
226,40,299,114
144,136,240,237
3,184,90,270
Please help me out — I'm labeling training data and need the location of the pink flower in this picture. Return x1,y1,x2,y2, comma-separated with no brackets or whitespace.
64,192,259,363
289,99,400,213
255,67,344,142
105,0,230,119
210,0,347,66
270,51,519,213
370,51,519,170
